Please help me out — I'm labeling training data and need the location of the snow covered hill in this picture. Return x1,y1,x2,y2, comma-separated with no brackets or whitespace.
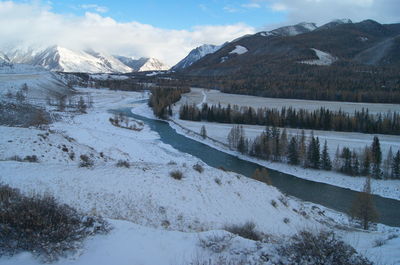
0,63,73,99
5,46,132,73
172,44,222,71
115,56,170,71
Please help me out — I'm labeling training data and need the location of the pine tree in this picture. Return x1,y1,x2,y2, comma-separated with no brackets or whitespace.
382,147,393,179
333,145,341,171
392,150,400,179
298,130,306,167
352,150,360,176
362,146,371,176
237,135,247,154
321,140,332,170
341,147,353,175
279,128,288,159
350,177,379,230
287,137,299,165
200,125,207,139
371,136,382,179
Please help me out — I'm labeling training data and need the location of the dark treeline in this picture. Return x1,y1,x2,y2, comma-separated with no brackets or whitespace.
176,63,400,104
228,125,400,179
148,86,190,119
180,103,400,135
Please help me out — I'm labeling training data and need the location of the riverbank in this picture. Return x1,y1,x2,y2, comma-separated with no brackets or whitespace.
132,102,400,201
1,86,399,265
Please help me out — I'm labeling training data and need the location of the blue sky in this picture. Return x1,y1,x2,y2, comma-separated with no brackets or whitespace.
2,0,399,64
42,0,287,30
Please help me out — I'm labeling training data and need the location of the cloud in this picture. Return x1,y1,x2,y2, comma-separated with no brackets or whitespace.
223,6,239,13
266,0,400,27
0,1,255,65
241,3,261,8
80,4,108,13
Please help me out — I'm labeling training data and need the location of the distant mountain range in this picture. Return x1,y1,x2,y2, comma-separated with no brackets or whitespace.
172,19,400,103
175,19,400,75
0,46,169,73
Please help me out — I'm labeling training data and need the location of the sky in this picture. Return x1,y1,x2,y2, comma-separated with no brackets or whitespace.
0,0,399,65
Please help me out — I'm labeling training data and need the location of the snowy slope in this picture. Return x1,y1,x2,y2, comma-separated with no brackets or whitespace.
269,22,317,36
115,56,169,72
138,57,170,71
229,45,248,55
0,63,73,99
172,44,222,71
3,46,133,73
301,48,338,66
0,85,399,265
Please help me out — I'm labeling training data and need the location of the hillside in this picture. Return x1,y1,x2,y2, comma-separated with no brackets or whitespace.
177,20,400,103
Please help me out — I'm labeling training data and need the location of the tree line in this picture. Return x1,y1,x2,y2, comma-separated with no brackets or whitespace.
148,86,190,119
179,103,400,135
176,62,400,104
227,125,400,180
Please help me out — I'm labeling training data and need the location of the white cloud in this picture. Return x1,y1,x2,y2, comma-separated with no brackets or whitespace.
0,1,255,65
241,3,261,8
80,4,108,13
266,0,399,27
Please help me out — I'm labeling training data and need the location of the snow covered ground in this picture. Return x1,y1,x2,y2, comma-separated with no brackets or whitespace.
181,88,400,115
1,78,399,264
301,48,337,66
173,89,400,200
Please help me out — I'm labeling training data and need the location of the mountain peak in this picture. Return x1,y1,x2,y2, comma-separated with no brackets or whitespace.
116,56,169,72
172,44,222,71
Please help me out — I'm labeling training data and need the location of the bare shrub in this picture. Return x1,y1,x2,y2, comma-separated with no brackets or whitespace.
373,238,386,247
79,154,94,168
116,160,130,168
170,170,183,180
278,195,289,207
278,230,371,265
283,217,290,224
271,200,278,208
0,184,109,262
23,155,38,163
193,163,204,173
198,233,235,253
214,178,222,185
8,155,23,162
224,221,261,241
188,255,248,265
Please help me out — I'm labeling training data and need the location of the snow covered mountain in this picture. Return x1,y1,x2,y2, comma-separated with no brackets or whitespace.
267,22,318,37
5,46,132,73
172,44,222,71
116,55,170,71
0,51,10,63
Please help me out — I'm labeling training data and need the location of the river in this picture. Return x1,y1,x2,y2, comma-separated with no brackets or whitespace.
113,106,400,227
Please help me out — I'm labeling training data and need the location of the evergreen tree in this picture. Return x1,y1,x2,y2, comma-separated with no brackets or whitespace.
287,137,299,165
382,147,393,179
362,146,371,176
352,150,360,176
371,136,382,179
200,125,207,139
341,147,353,175
350,177,379,230
279,128,288,159
237,135,247,154
392,150,400,179
298,130,307,167
321,140,332,170
333,145,341,171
